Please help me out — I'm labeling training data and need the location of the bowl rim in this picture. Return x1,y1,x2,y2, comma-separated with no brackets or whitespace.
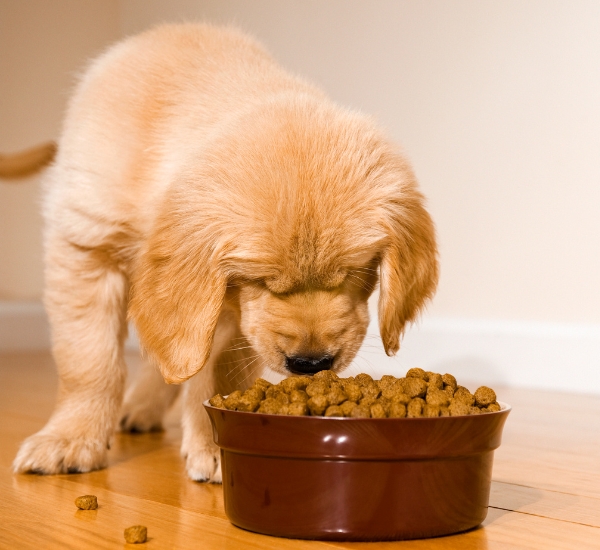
204,400,511,460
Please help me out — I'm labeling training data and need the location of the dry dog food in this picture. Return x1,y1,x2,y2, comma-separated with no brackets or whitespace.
75,495,98,510
124,525,147,544
209,369,500,418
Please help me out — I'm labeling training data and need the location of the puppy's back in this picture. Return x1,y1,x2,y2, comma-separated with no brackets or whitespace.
47,24,320,241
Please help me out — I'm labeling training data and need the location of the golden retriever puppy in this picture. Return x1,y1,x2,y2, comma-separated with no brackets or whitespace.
13,23,438,482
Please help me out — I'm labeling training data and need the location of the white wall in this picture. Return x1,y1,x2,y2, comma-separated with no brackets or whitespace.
0,0,120,299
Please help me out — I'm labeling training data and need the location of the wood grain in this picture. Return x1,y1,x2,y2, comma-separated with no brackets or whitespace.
1,351,599,549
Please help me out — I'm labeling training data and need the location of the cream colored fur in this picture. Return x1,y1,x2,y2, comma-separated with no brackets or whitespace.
13,24,438,482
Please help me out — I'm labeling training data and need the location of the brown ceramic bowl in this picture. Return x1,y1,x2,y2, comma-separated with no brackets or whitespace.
204,401,510,541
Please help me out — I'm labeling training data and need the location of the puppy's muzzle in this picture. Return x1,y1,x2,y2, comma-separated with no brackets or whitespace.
286,355,333,375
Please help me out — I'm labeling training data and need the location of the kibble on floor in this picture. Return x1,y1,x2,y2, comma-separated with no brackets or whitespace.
74,495,98,510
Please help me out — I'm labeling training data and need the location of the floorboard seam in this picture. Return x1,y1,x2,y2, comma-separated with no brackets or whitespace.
488,506,600,529
493,480,600,501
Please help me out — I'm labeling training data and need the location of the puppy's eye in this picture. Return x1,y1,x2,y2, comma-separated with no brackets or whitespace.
324,270,347,289
264,277,294,295
274,330,296,340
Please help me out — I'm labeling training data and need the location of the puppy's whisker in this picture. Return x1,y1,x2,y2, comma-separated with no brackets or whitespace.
223,336,249,347
347,272,375,284
227,336,248,342
234,357,267,387
229,354,263,382
352,353,378,378
220,354,261,368
221,336,253,351
228,356,261,372
345,275,373,291
227,342,252,350
346,273,369,280
225,357,261,382
238,358,268,387
222,344,255,353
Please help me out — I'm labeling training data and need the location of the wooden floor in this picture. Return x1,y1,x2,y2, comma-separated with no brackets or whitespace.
0,351,599,549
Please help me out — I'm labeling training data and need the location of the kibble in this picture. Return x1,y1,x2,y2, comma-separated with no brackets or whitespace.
427,373,444,391
442,373,458,391
307,394,329,416
406,367,427,379
124,525,147,544
289,389,308,403
306,380,329,397
369,402,386,418
448,400,470,417
474,386,497,407
208,394,225,408
280,376,311,393
340,400,358,416
453,387,475,407
209,371,501,419
223,390,243,410
324,405,344,417
326,384,348,405
388,402,407,418
426,389,451,408
350,403,371,418
75,495,98,510
361,382,381,400
402,377,428,399
354,373,374,386
407,397,426,417
288,402,309,416
342,380,363,401
423,404,441,418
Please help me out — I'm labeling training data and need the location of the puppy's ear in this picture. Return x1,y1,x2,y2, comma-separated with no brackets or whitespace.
129,220,227,384
378,195,439,356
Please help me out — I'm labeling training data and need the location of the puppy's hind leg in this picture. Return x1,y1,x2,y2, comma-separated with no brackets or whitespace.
13,236,128,474
120,357,181,433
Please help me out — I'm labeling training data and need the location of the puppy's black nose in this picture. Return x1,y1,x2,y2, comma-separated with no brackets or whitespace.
286,355,334,375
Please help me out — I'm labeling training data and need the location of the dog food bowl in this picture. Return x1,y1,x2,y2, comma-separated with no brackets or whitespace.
204,402,510,541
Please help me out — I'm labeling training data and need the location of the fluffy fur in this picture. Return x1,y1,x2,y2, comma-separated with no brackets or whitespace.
12,24,438,481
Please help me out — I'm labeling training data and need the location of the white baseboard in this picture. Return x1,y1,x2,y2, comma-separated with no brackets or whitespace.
0,301,50,351
0,301,139,352
1,301,599,395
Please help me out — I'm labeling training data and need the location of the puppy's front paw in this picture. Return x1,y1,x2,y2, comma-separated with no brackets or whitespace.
13,431,108,474
183,446,222,483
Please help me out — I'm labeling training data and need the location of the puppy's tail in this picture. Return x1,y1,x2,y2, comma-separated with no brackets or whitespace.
0,141,57,180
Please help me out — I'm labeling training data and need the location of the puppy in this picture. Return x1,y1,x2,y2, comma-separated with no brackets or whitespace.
13,23,438,482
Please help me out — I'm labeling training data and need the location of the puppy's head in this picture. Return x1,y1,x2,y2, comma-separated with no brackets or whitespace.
129,97,438,383
234,262,378,376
